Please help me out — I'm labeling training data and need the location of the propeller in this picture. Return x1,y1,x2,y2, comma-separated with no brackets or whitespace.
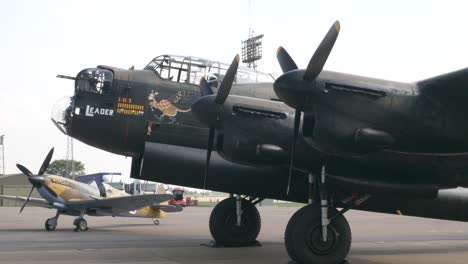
193,55,240,189
38,147,54,176
215,54,240,105
304,21,340,81
204,126,215,188
19,187,35,213
276,47,298,73
16,164,33,177
16,148,54,213
275,21,341,195
199,78,214,96
286,109,301,195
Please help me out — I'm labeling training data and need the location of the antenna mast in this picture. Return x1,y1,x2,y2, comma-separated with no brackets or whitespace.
0,135,4,175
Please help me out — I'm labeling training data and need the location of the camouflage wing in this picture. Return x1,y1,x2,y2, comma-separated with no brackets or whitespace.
154,204,183,213
0,195,52,209
66,194,174,213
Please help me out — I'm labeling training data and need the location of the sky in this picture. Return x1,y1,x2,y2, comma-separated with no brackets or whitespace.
1,0,468,178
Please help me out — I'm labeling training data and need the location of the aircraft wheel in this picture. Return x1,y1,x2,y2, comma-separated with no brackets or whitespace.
285,205,351,264
74,218,88,232
44,218,57,231
209,197,261,246
152,218,160,225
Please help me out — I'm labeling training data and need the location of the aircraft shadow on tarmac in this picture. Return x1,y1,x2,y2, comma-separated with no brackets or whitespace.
0,223,156,232
286,241,468,264
0,228,84,233
89,223,158,229
288,261,353,264
288,260,403,264
350,243,468,255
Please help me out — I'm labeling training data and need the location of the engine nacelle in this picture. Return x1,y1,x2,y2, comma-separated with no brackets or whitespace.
215,96,294,166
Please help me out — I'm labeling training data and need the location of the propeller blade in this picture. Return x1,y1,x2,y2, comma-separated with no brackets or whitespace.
202,126,215,190
286,109,301,195
19,186,35,213
276,47,298,73
16,164,33,177
38,147,54,175
199,77,214,96
196,54,240,190
304,20,340,81
215,54,240,105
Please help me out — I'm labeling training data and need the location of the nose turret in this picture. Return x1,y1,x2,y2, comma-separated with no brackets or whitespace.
51,96,73,135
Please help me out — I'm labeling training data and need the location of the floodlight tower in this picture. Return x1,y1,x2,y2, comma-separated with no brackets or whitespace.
241,33,264,69
0,135,4,175
241,0,263,69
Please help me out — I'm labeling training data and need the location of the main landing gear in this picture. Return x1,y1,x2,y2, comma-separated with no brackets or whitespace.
43,210,91,232
152,218,160,225
209,195,263,247
285,166,370,264
45,210,60,231
73,210,88,232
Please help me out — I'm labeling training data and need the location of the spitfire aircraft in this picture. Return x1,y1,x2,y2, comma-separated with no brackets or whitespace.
52,20,468,263
0,148,182,232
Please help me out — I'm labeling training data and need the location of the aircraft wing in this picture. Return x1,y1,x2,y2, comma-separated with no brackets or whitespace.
0,195,52,209
66,194,174,212
154,204,183,213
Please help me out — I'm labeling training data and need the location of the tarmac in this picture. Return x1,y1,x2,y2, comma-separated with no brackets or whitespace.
1,206,468,264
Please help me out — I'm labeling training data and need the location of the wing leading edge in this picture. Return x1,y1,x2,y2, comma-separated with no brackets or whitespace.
0,195,52,209
66,193,174,212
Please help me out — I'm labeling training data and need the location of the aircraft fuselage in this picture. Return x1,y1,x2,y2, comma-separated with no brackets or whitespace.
53,58,468,203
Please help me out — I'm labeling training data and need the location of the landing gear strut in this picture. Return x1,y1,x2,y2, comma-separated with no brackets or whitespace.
73,210,88,232
45,210,60,231
285,166,369,264
209,196,263,246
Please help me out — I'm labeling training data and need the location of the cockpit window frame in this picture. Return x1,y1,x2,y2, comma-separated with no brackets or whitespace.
75,68,114,96
144,55,274,85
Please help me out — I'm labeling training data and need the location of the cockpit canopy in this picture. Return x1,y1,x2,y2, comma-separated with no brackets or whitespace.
144,55,273,87
75,68,113,94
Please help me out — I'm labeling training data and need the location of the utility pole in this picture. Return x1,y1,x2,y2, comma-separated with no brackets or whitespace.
65,136,75,180
0,135,4,175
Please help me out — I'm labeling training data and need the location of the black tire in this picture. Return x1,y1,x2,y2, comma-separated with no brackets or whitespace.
209,197,261,246
44,219,56,231
75,218,88,232
152,218,160,225
285,205,351,264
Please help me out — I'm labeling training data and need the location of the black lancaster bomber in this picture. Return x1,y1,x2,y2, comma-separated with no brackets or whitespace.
53,21,468,264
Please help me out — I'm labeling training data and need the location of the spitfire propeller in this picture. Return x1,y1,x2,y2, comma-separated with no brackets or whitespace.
192,55,240,189
274,21,341,194
16,148,54,213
